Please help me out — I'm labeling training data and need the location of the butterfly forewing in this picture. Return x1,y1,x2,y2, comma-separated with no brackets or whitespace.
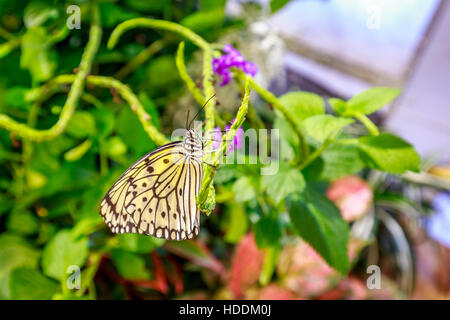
100,138,203,240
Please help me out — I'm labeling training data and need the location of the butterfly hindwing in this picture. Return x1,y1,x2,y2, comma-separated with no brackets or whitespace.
100,141,203,240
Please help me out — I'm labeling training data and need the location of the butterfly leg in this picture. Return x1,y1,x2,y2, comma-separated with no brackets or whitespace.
202,161,217,169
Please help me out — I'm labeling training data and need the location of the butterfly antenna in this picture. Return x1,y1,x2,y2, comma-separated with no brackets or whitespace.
185,109,190,130
188,94,216,129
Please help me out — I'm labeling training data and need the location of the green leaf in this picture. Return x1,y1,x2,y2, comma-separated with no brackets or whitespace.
92,107,115,139
139,92,161,130
104,136,128,159
232,176,256,202
224,202,248,243
254,214,283,248
5,86,31,111
20,26,57,83
111,249,151,280
200,0,226,10
117,107,156,155
358,133,421,173
278,91,324,122
181,8,224,33
99,2,140,28
41,230,89,281
303,115,354,143
116,233,165,254
270,0,292,13
289,188,350,274
304,142,364,181
0,234,40,299
273,113,297,161
24,1,59,28
72,215,103,238
64,139,92,162
262,163,305,204
328,98,347,115
6,210,39,235
0,194,13,216
10,267,59,300
146,55,179,91
66,111,96,138
347,87,401,115
123,0,170,13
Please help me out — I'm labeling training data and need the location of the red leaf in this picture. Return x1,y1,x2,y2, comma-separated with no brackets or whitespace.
228,233,265,298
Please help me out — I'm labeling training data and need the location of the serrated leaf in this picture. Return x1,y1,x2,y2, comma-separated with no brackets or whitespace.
303,115,354,143
273,113,297,161
347,87,401,115
10,267,59,300
232,176,256,202
278,91,324,122
358,133,421,173
288,188,350,274
303,142,364,181
262,163,305,204
41,230,89,280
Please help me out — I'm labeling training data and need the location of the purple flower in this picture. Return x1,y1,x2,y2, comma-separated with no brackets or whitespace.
211,119,244,154
212,44,258,86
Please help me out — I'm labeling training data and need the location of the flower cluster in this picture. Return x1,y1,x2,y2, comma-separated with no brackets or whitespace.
211,118,244,154
212,44,258,86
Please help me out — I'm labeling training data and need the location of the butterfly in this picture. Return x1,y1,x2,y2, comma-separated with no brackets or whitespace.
99,97,218,240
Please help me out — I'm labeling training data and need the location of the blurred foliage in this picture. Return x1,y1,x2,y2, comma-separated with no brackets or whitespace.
0,0,421,300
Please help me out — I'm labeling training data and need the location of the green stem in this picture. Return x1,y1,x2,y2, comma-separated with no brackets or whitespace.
298,136,337,170
175,41,205,105
350,111,379,136
0,26,13,40
107,18,211,51
115,38,166,80
0,74,168,146
0,3,102,141
0,37,20,59
56,74,169,146
202,49,216,133
197,78,251,206
236,72,309,164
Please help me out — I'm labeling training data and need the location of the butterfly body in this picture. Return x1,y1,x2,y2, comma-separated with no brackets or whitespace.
100,129,204,240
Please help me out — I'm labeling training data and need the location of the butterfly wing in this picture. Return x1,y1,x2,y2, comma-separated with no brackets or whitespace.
100,141,203,240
